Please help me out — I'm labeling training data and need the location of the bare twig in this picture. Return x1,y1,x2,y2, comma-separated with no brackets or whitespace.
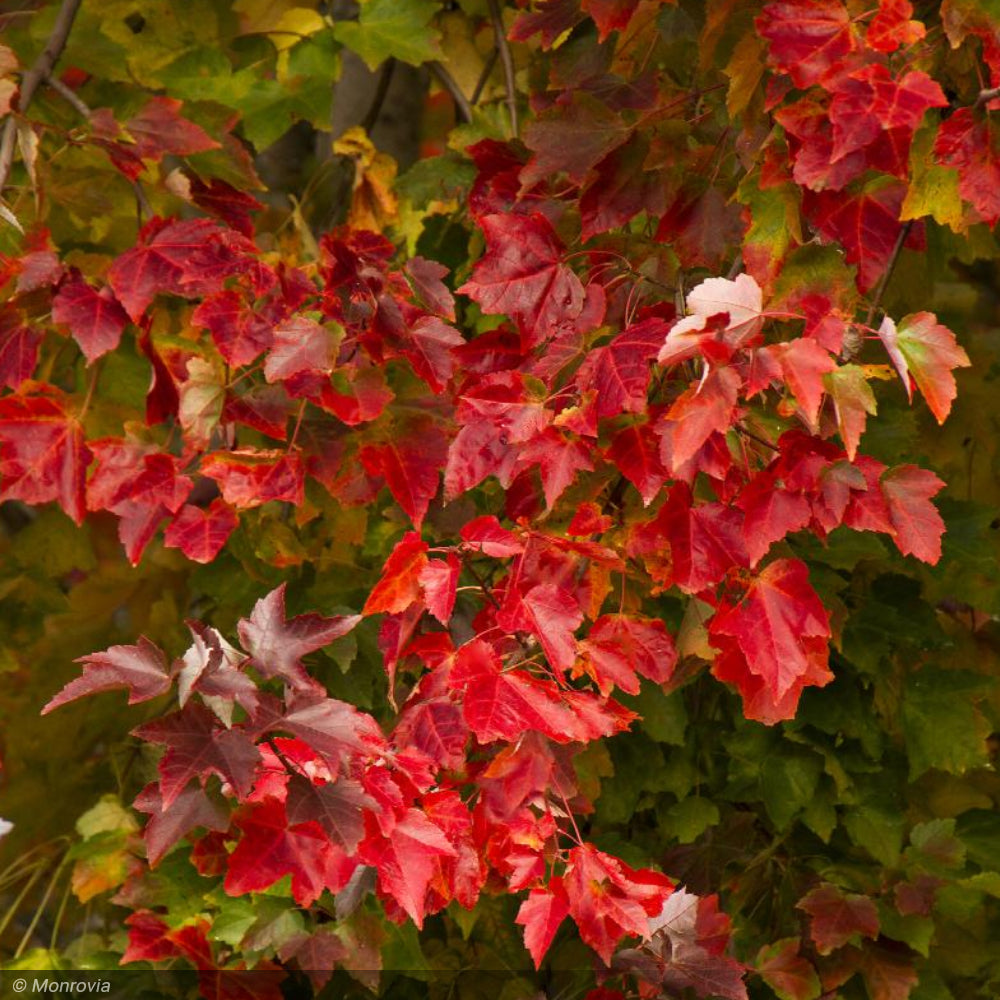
486,0,518,137
42,67,151,222
429,60,473,124
44,73,89,117
865,219,914,328
471,47,499,105
975,84,1000,107
0,0,84,194
361,57,396,133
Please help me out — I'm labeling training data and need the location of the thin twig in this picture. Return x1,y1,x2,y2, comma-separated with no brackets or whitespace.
428,61,473,124
0,0,84,194
361,57,396,133
471,47,499,105
975,84,1000,107
486,0,518,138
45,73,89,117
43,67,151,222
865,219,913,328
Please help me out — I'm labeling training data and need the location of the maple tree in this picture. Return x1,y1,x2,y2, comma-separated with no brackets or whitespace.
2,1,1000,999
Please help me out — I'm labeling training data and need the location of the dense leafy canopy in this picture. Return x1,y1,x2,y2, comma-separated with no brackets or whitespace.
2,1,1000,999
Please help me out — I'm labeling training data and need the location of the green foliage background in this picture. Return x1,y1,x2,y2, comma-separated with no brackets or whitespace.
1,1,1000,998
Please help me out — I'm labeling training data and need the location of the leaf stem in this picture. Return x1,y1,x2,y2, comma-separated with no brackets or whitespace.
865,219,913,329
429,61,473,124
486,0,518,138
0,0,84,195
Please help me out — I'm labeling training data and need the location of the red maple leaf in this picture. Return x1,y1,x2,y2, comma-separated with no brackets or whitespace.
934,107,1000,226
419,553,460,625
125,96,220,159
200,450,305,508
458,213,585,347
284,773,374,853
192,290,273,367
757,0,856,89
51,277,130,363
134,702,262,807
225,796,357,906
580,615,678,696
163,499,239,563
237,583,361,691
263,316,336,382
877,311,970,423
797,883,879,955
709,559,831,706
0,389,90,524
516,879,570,967
42,637,171,714
563,844,673,965
880,464,946,564
363,531,430,615
133,781,230,868
0,312,40,390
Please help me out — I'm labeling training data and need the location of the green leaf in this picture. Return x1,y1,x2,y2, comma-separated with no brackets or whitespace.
901,669,994,779
665,796,720,843
333,0,442,70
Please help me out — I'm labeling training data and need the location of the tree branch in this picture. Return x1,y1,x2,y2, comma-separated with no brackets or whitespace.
360,57,396,133
975,84,1000,108
428,61,473,124
865,219,913,329
471,47,499,105
486,0,518,138
0,0,84,195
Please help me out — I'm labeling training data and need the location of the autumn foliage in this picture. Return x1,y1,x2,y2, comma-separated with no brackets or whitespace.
3,1,1000,998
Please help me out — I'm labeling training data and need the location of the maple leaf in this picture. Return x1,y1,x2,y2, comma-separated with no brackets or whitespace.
459,515,524,557
399,315,463,393
0,313,40,390
285,773,374,853
264,695,388,773
458,213,585,347
359,421,448,528
581,0,641,42
737,471,813,567
263,317,337,382
756,938,821,1000
192,290,273,367
867,0,926,52
877,312,970,423
805,180,906,292
419,554,460,626
516,880,570,968
51,277,130,364
109,218,251,322
607,422,668,506
449,638,632,744
934,107,1000,226
770,339,836,426
616,889,748,1000
200,450,305,509
827,67,946,163
0,390,90,524
824,365,877,459
237,583,362,691
797,883,879,954
661,274,764,361
405,257,456,320
225,797,356,907
125,97,220,160
580,615,678,695
520,91,631,188
163,500,239,564
42,637,172,714
134,702,261,808
576,319,666,419
660,367,741,471
363,532,430,615
880,464,946,564
757,0,855,89
393,684,468,771
519,581,585,673
133,782,230,868
359,808,456,927
516,428,594,508
629,483,748,594
709,559,831,709
563,844,673,965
